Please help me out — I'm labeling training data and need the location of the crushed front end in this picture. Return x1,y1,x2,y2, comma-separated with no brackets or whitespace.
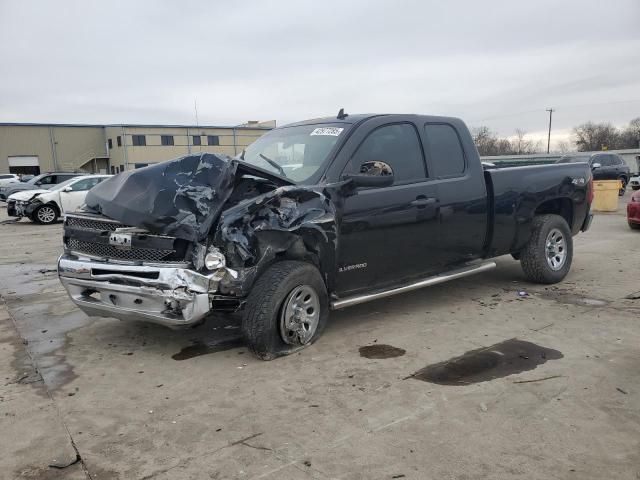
58,212,226,327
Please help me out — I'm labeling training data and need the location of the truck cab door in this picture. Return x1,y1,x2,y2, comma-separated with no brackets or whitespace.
421,122,488,267
334,120,441,296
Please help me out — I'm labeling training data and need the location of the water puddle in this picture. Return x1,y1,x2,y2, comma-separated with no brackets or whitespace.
359,344,406,359
172,338,244,360
408,339,562,385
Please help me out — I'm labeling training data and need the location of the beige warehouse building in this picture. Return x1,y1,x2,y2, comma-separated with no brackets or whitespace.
0,121,274,175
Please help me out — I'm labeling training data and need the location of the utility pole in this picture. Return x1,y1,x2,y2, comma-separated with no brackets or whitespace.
546,108,554,154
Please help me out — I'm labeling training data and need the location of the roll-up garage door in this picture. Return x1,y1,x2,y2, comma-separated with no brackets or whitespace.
8,156,40,175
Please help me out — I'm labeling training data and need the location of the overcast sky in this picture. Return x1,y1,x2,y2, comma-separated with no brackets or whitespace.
1,0,639,146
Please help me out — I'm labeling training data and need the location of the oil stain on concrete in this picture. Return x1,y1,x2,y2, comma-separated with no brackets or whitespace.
172,338,244,360
409,339,562,385
359,344,406,359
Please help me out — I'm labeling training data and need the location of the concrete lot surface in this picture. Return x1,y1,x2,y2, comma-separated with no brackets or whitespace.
1,195,639,480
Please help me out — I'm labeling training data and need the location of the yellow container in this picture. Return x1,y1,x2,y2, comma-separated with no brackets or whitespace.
592,180,620,212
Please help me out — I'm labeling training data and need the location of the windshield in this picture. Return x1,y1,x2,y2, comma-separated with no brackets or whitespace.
26,174,46,185
240,123,346,183
50,178,79,191
557,155,591,164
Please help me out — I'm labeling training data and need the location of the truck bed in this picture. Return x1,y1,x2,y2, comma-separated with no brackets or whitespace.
484,162,592,257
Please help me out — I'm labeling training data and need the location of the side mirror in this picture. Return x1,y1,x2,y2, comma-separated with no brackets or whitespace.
35,181,42,186
591,163,601,170
343,161,395,188
62,186,72,192
343,173,394,188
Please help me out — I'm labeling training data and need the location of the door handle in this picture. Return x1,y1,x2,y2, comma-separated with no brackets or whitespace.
410,197,437,208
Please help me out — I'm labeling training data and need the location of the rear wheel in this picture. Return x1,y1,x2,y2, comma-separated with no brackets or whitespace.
520,214,573,284
242,261,328,360
33,204,58,224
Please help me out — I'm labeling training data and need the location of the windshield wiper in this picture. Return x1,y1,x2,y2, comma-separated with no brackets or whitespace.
259,153,287,178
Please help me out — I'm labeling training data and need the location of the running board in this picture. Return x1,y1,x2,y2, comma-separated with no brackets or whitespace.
331,261,496,310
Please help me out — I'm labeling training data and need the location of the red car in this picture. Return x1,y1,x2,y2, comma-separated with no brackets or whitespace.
628,189,640,230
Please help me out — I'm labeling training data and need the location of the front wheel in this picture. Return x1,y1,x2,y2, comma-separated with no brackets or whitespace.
520,214,573,284
629,222,640,230
33,204,58,224
242,261,328,360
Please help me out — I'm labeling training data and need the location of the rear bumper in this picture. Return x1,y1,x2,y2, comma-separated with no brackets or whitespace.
58,254,222,327
581,212,594,232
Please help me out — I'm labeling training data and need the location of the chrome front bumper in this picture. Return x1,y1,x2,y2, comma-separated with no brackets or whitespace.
58,254,221,327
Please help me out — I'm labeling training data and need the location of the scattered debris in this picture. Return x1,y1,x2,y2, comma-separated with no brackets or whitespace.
530,323,554,332
616,387,628,395
513,375,563,384
625,291,640,300
172,338,243,361
518,291,528,297
303,460,312,467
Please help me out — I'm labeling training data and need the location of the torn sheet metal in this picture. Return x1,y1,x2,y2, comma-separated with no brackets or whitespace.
84,153,292,243
214,186,338,295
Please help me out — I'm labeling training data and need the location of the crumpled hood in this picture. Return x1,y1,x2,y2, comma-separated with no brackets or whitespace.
84,153,293,242
8,189,49,201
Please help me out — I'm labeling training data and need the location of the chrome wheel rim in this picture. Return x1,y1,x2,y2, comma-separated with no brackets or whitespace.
545,228,566,271
37,206,56,223
279,285,320,345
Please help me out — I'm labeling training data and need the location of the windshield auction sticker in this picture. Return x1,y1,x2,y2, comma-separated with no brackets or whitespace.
310,127,344,136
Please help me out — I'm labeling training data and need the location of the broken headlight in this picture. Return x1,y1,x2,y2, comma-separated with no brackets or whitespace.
205,248,226,270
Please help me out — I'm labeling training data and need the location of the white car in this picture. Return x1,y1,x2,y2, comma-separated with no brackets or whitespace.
0,173,21,187
630,175,640,191
7,175,111,224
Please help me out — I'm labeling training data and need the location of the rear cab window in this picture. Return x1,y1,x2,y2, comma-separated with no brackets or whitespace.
423,123,466,178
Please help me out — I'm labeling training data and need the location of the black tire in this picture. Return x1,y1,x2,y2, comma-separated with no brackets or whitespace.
520,214,573,284
629,222,640,230
632,186,640,191
242,261,328,360
618,177,627,196
33,204,59,224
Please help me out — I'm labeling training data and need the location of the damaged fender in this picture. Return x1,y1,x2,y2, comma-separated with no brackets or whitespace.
214,186,339,297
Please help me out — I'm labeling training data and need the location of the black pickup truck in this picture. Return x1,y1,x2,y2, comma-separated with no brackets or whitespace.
58,113,593,359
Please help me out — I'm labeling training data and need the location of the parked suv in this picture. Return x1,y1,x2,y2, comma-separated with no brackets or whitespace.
0,172,86,201
557,153,630,195
0,174,21,187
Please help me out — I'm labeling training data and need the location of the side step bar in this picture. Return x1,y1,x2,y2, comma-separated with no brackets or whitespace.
331,261,496,310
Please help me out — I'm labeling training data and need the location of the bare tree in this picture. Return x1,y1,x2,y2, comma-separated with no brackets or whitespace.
618,117,640,149
573,122,620,151
472,126,542,156
556,140,572,153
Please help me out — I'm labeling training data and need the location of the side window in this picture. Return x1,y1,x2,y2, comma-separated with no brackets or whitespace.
57,175,76,183
69,178,102,192
350,123,425,183
39,175,55,185
611,155,623,166
424,124,466,177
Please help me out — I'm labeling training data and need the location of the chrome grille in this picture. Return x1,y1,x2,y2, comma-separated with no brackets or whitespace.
68,238,175,263
66,215,127,232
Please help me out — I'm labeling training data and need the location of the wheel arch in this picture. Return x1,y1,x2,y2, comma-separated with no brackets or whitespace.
534,197,573,229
